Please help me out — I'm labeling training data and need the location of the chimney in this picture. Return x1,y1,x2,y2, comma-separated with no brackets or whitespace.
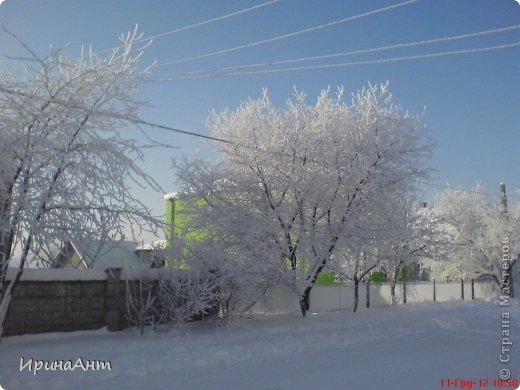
164,192,177,244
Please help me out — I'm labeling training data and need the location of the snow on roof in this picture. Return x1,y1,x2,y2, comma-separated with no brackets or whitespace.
4,266,171,281
164,190,197,199
4,267,107,281
70,239,141,269
164,192,177,200
135,240,166,251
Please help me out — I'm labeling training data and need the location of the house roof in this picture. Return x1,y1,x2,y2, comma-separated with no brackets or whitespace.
70,239,142,269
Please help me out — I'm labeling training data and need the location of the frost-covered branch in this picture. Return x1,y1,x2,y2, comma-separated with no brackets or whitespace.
174,83,433,316
0,27,163,338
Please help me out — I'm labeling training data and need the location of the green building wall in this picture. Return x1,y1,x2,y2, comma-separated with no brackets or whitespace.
164,192,346,284
165,193,209,245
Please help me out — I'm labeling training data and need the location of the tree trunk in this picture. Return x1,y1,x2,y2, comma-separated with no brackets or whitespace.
0,283,13,339
390,280,397,306
500,256,516,298
353,277,359,313
299,288,311,316
507,256,517,298
390,261,402,306
0,231,33,340
366,281,370,309
299,257,330,317
0,231,13,299
0,269,21,339
504,266,514,298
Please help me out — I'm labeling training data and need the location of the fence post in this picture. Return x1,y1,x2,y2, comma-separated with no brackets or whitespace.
403,281,407,304
433,279,436,302
366,282,370,309
471,279,475,300
461,278,464,300
264,292,267,316
105,268,123,331
338,283,342,311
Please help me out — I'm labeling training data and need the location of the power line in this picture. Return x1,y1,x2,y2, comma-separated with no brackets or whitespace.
136,0,283,43
154,0,419,68
0,83,235,146
0,82,319,163
97,118,520,200
146,41,520,81
1,83,514,199
98,0,283,54
147,24,520,79
131,118,235,145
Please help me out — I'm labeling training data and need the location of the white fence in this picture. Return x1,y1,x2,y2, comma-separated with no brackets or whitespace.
248,286,301,315
248,280,497,315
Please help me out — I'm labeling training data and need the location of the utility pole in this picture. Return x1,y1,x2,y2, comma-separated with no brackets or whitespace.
500,182,507,214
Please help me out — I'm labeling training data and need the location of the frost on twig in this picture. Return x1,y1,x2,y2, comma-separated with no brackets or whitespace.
0,26,162,338
174,84,433,316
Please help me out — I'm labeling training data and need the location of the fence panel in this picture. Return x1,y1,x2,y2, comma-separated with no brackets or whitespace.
434,281,460,302
248,286,300,315
369,284,393,307
305,280,496,314
309,285,341,312
463,280,472,300
400,283,431,303
265,286,301,314
474,280,497,300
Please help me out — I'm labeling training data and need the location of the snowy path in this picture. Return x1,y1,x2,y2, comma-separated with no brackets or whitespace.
0,300,518,390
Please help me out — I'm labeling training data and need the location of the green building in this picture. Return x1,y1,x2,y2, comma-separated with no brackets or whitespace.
164,192,338,284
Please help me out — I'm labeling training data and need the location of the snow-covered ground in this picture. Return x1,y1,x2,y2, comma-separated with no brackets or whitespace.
1,300,518,390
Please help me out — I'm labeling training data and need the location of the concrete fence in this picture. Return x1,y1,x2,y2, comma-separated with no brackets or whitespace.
248,280,498,315
2,268,136,337
2,267,499,336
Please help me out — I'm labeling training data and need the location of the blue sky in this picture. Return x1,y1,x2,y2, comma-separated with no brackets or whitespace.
1,0,519,238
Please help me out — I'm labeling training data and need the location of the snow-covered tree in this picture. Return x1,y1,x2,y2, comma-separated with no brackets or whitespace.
430,185,520,296
0,27,162,337
330,234,383,312
376,199,441,305
154,255,221,327
125,269,159,335
162,194,288,323
175,83,433,315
